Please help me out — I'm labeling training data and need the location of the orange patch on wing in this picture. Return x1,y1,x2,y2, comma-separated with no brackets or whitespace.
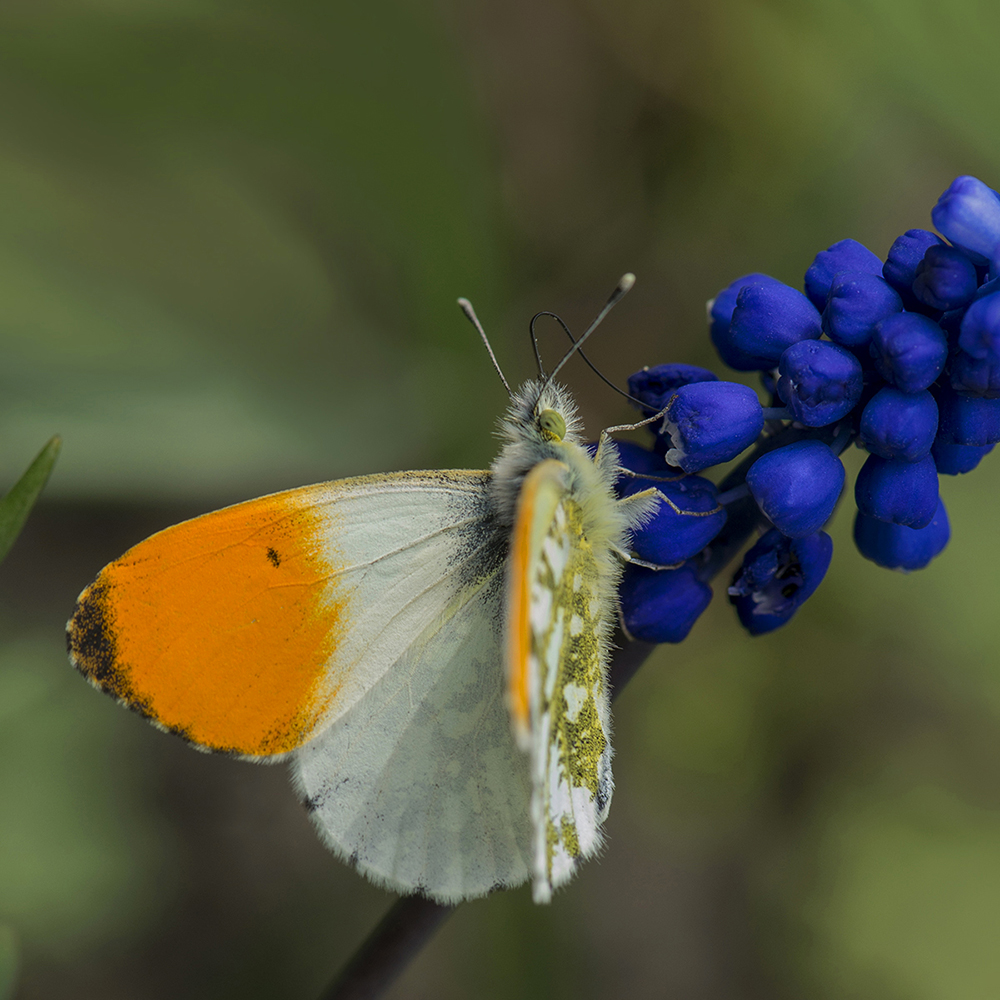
507,485,533,742
68,488,348,756
506,460,567,746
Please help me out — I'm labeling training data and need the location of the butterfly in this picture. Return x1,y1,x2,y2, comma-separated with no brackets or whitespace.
66,276,662,904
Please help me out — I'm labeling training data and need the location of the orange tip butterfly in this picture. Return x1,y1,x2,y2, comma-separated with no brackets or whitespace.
66,275,663,904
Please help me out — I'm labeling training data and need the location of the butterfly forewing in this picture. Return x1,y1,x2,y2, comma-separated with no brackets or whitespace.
68,471,506,759
510,459,614,904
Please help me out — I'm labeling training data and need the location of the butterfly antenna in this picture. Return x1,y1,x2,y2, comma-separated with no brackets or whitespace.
539,273,635,398
457,297,512,396
531,309,652,410
528,313,546,378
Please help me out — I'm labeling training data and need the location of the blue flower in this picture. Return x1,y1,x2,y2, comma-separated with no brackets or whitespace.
728,528,833,635
822,271,903,348
609,439,677,476
931,438,995,475
618,471,728,565
746,440,844,538
804,238,883,310
620,562,713,644
869,312,948,393
661,381,764,473
935,385,1000,445
858,387,938,462
950,290,1000,397
853,499,950,571
729,281,822,365
882,229,945,306
709,273,785,371
776,339,863,426
931,175,1000,264
627,364,718,417
912,244,979,311
854,453,939,528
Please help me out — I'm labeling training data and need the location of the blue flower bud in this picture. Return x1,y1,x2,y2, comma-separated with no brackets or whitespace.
607,440,675,477
746,440,844,538
620,562,712,644
661,381,764,473
912,244,979,311
804,238,883,310
709,273,785,371
776,339,863,426
931,438,994,475
869,312,948,393
883,229,945,302
853,499,950,572
618,471,728,565
728,528,833,635
935,386,1000,445
854,453,939,528
729,281,822,365
859,387,938,462
931,175,1000,263
822,271,903,348
627,364,718,417
950,291,1000,397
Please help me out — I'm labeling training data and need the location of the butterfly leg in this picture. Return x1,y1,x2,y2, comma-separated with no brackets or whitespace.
592,406,670,468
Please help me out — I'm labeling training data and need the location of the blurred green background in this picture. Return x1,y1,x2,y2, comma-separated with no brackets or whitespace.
2,1,1000,997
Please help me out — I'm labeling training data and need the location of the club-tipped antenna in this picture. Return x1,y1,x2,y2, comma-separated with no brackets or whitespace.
457,297,512,396
538,273,635,401
531,309,655,410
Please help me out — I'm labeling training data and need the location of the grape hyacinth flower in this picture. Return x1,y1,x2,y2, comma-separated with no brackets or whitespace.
912,244,979,311
869,312,948,392
746,441,844,538
936,387,1000,446
611,172,999,642
932,439,994,475
612,448,728,565
620,562,713,644
931,175,1000,264
804,239,883,309
729,280,821,364
822,272,902,348
853,500,951,572
883,229,945,304
709,273,785,371
951,291,1000,396
776,339,863,425
855,453,939,528
660,381,763,472
859,387,938,462
728,529,833,635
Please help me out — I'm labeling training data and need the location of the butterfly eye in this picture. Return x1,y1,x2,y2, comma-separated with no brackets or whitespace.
537,408,566,441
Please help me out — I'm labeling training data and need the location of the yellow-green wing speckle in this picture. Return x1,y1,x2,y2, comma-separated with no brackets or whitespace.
527,494,613,904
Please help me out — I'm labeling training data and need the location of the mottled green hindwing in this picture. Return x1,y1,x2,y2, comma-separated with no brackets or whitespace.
528,494,613,904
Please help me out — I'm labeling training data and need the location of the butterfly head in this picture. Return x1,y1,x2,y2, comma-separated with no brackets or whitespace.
489,379,588,525
536,407,566,442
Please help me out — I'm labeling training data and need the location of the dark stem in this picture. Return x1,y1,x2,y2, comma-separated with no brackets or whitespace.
317,421,842,1000
316,895,455,1000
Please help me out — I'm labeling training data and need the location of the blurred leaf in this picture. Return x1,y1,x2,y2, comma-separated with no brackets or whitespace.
0,436,59,563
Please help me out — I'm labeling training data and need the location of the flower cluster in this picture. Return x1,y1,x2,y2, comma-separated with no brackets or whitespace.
616,175,1000,639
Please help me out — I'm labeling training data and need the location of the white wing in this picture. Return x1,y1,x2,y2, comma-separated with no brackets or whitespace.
69,469,534,900
291,471,533,902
